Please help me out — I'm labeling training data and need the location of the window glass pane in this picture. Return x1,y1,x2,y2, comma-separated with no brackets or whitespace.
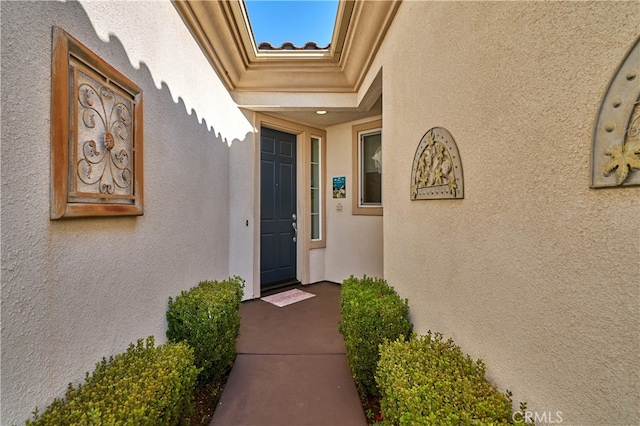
311,187,320,212
311,163,319,189
311,213,320,240
311,137,320,161
361,132,381,205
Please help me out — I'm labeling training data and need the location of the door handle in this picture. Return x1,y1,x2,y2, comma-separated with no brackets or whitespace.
292,221,298,243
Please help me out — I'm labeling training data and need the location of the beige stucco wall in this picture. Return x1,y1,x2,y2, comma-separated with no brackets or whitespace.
0,1,252,423
377,1,639,424
323,119,384,283
2,0,637,423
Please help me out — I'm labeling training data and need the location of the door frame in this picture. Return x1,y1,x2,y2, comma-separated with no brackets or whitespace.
259,126,298,289
251,113,326,298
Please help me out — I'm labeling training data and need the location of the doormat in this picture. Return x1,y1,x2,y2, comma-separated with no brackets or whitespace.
261,288,316,307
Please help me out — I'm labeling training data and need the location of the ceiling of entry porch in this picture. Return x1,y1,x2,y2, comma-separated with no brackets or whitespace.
172,0,400,128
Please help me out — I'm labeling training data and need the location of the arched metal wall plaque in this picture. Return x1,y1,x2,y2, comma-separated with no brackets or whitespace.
591,37,640,188
411,127,463,200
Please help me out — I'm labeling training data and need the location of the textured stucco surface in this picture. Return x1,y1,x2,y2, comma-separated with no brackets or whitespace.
378,2,639,424
0,1,251,423
324,119,384,283
2,0,638,424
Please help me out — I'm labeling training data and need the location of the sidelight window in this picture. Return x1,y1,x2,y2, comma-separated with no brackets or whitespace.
311,136,322,240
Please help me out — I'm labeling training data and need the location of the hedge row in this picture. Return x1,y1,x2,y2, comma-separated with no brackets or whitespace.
26,277,244,425
166,276,244,385
376,333,515,425
339,276,524,424
338,275,413,397
26,337,198,426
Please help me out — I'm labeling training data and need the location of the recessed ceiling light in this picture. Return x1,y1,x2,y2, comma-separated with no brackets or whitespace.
316,110,327,115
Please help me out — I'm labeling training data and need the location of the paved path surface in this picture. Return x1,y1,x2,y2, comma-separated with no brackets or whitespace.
210,282,367,425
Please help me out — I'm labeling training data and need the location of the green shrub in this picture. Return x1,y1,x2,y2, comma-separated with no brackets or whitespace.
338,275,412,398
26,336,199,426
376,332,515,425
166,276,244,385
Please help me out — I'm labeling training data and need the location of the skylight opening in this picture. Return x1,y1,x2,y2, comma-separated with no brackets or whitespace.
244,0,339,50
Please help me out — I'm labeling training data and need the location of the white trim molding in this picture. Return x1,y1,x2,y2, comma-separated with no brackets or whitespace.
172,0,400,109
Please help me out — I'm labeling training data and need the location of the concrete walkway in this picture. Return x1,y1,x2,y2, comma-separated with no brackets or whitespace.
210,282,367,426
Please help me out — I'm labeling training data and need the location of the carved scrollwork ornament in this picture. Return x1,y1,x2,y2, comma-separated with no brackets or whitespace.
76,81,132,195
591,36,640,188
411,127,464,200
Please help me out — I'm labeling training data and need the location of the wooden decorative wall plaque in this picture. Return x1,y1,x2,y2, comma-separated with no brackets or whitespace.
591,37,640,188
51,27,143,218
411,127,463,200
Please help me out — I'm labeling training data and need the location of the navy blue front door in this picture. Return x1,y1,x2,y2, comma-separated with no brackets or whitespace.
260,127,297,289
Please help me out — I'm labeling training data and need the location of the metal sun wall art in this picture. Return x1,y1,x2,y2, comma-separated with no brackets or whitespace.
411,127,463,200
591,37,640,188
51,27,143,218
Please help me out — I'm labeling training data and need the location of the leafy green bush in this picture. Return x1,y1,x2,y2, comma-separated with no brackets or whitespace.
166,276,244,385
26,336,199,426
338,275,412,397
376,332,516,425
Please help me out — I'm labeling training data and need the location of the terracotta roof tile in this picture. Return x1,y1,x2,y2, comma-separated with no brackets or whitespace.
258,41,330,51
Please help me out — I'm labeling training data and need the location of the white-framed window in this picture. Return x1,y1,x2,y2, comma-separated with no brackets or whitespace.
352,119,382,215
310,136,322,241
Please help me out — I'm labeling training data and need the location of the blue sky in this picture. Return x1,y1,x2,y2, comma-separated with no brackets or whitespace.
244,0,339,47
